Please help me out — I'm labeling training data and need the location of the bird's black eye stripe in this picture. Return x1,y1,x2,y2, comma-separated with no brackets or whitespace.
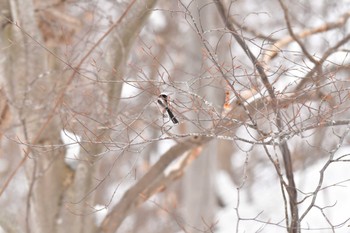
157,99,164,106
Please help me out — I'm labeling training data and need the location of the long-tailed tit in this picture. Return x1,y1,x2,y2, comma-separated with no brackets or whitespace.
157,94,179,124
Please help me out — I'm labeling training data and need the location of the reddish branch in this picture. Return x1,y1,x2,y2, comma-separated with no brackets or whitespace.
0,88,11,140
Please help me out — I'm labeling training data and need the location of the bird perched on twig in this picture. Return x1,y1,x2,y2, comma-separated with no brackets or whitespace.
157,94,179,125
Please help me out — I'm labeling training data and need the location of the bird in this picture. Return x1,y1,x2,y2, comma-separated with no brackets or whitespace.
157,94,179,125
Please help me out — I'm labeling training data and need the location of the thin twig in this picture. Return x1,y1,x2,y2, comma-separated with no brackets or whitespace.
299,124,350,222
278,0,318,64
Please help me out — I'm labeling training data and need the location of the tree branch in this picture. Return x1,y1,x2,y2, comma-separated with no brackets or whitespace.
99,136,210,233
215,1,299,232
262,11,350,64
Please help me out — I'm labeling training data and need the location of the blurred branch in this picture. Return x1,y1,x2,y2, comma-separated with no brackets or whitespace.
1,1,154,233
64,0,158,232
0,87,11,141
104,0,158,113
135,147,202,206
99,136,210,233
0,0,140,198
262,11,350,64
